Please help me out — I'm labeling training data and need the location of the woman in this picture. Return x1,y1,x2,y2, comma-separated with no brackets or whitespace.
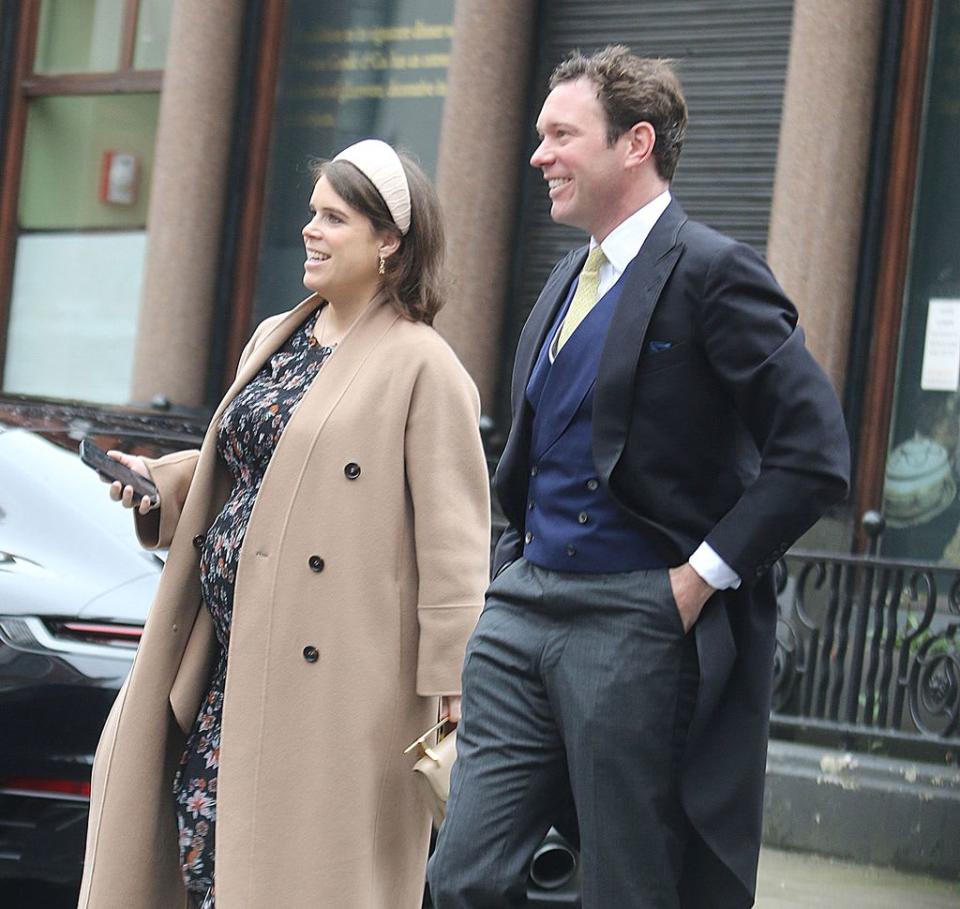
77,140,491,909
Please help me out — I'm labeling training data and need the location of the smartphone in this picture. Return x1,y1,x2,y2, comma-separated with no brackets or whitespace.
79,438,159,507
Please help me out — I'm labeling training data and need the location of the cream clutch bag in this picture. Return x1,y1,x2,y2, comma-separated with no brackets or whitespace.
404,718,458,827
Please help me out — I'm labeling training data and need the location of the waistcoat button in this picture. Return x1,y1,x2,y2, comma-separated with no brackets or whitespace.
524,531,533,544
586,479,599,491
566,544,576,557
577,512,588,524
530,465,539,477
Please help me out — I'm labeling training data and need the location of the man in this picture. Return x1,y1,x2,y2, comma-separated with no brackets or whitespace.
429,47,850,908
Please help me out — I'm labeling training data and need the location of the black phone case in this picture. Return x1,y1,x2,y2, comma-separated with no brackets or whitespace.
79,439,159,503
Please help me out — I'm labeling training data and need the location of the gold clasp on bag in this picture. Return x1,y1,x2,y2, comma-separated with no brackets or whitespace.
403,716,449,762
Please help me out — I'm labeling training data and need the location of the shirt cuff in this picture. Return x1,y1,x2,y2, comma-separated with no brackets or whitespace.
689,543,741,590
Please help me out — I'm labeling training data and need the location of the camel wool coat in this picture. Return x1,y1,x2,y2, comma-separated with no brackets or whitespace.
78,294,491,908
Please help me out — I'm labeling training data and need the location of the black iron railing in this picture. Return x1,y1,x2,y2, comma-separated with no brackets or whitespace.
772,515,960,763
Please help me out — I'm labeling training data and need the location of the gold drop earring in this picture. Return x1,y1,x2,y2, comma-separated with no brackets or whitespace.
378,254,386,276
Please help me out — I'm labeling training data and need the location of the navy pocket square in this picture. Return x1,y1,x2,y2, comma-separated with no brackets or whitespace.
645,340,674,353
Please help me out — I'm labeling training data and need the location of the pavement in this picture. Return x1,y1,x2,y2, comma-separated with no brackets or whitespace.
757,847,960,908
4,847,958,907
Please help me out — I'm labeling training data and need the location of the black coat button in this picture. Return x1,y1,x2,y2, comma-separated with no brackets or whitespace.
524,531,533,544
566,544,577,557
577,512,588,524
302,645,319,663
308,555,325,572
586,479,599,491
192,533,205,549
344,462,361,479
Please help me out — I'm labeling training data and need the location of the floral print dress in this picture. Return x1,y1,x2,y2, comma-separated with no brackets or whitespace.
173,309,332,909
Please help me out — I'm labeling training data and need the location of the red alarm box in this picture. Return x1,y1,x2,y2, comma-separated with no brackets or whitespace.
99,151,139,205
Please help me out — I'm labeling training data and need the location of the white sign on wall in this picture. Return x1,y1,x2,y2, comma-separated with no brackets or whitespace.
920,298,960,392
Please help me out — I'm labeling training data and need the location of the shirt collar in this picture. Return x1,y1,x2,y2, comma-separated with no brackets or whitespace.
591,189,672,274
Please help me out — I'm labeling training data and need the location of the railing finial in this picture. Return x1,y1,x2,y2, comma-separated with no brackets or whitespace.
862,510,886,555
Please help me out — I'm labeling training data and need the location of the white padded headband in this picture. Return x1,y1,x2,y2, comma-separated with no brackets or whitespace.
333,139,412,235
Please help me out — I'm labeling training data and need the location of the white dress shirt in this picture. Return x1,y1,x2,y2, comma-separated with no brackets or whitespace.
550,189,740,590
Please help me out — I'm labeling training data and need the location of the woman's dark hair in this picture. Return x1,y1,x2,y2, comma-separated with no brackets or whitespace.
310,152,445,324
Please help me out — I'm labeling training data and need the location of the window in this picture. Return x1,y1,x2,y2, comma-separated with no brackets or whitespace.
880,1,960,561
246,0,455,329
0,0,172,403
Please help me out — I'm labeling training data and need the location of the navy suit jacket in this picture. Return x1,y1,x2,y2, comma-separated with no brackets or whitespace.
492,199,850,907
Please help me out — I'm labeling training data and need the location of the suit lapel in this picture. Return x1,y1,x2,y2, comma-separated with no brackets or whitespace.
593,201,687,483
497,200,688,523
510,248,586,415
495,250,584,524
531,279,626,459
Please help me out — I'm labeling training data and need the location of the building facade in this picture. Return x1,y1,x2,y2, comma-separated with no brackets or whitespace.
0,0,957,564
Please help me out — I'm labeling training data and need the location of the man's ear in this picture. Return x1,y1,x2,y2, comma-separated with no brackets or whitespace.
624,121,657,170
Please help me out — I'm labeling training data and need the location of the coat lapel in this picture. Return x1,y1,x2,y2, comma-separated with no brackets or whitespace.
593,200,687,484
216,295,324,425
184,295,326,530
256,294,400,480
208,291,399,446
190,293,399,528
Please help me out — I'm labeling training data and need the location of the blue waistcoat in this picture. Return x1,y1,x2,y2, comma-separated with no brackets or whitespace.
522,272,665,573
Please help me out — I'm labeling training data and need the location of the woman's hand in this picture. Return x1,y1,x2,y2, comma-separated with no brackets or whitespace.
105,451,158,515
440,695,461,725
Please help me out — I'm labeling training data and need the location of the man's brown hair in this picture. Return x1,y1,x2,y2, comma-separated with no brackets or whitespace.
550,46,687,181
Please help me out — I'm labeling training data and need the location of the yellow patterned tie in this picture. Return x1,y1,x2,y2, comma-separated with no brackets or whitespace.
556,246,607,351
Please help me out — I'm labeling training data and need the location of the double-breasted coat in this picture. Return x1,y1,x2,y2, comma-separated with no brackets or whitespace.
78,294,491,908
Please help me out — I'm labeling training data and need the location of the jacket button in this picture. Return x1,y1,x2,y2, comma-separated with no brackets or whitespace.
566,544,576,557
577,512,588,524
308,555,325,572
524,531,533,544
586,479,599,491
344,462,361,479
192,533,205,548
528,501,535,511
530,465,539,477
302,645,319,663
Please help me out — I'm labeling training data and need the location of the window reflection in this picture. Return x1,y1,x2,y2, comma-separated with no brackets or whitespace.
133,0,173,70
881,1,960,562
34,0,124,74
